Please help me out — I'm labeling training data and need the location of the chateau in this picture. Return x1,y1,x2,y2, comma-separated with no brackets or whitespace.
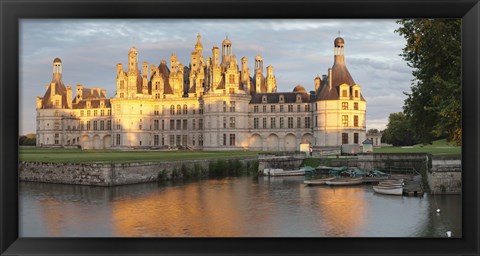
36,35,366,151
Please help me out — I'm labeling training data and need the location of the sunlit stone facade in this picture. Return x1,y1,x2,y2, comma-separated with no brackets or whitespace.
36,35,366,151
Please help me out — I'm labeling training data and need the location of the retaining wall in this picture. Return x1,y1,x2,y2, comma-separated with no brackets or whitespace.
427,156,462,194
19,158,257,186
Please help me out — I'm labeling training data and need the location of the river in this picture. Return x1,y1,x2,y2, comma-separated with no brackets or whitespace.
19,176,461,237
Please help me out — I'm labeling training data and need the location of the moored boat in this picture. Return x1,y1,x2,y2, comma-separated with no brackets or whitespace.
263,168,305,176
325,177,363,186
304,177,335,185
373,185,403,196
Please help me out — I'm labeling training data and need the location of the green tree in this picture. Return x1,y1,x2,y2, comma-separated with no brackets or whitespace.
395,19,461,145
383,112,417,146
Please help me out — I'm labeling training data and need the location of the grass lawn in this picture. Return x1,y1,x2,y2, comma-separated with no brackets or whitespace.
373,139,461,156
19,146,261,163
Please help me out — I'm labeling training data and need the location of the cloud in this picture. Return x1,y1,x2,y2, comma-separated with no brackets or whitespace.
19,19,415,135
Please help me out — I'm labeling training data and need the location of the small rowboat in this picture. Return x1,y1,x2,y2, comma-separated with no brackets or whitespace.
325,177,363,186
304,177,335,185
373,185,403,196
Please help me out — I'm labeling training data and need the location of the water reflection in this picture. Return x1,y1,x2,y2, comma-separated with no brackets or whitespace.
19,177,461,237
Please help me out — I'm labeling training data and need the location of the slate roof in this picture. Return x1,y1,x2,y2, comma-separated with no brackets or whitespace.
250,91,310,104
40,75,69,109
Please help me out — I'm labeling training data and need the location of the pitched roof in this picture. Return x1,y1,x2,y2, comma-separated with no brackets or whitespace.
250,92,310,104
41,75,69,109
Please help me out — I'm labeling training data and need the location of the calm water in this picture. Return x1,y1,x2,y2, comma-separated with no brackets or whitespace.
19,176,462,237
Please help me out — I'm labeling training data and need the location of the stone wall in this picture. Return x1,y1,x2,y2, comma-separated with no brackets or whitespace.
19,158,257,186
427,156,462,194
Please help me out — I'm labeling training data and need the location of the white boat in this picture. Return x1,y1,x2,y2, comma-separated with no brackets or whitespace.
325,177,363,186
373,186,403,195
263,168,305,176
304,177,335,185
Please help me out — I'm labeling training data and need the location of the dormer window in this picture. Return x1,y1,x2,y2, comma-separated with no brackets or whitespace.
86,101,91,108
354,90,359,98
279,95,284,103
342,90,348,97
262,95,267,103
296,95,302,102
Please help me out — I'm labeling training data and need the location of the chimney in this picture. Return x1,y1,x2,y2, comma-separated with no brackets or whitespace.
76,84,83,103
50,82,55,99
66,85,72,109
328,68,332,90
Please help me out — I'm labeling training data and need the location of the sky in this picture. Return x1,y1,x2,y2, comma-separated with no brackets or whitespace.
19,19,414,135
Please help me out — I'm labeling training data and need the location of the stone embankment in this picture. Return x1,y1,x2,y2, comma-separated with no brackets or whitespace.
19,158,257,186
427,156,461,194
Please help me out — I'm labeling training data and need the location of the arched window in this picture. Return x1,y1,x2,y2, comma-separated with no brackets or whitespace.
183,104,188,115
170,105,175,115
177,105,181,115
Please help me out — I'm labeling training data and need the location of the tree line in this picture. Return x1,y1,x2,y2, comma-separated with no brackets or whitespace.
383,19,461,146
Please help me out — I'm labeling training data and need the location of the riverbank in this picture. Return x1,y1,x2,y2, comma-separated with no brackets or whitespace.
19,158,259,186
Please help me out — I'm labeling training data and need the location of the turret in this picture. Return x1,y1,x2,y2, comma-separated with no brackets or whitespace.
66,85,72,109
128,47,138,74
52,57,62,81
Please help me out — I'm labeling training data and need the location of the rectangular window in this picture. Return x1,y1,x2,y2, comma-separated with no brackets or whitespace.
262,105,267,113
230,101,236,112
288,117,293,128
223,101,227,112
271,105,275,113
305,117,311,128
271,117,276,129
297,105,301,112
280,117,284,129
176,135,181,146
154,105,160,115
176,120,181,130
107,120,111,130
199,135,204,146
101,110,104,116
262,118,267,129
342,133,348,144
183,105,188,115
154,120,159,130
199,119,203,130
100,121,105,130
280,105,284,112
154,135,159,146
223,134,227,146
229,117,235,129
223,117,227,129
107,109,111,116
93,121,98,130
254,118,259,129
229,134,236,146
354,115,359,127
80,110,84,116
162,120,165,130
86,121,91,130
354,102,359,110
342,90,348,97
342,102,348,110
94,110,98,116
183,119,187,130
297,117,301,128
229,88,235,94
288,105,293,112
182,135,187,145
116,119,121,130
199,104,204,114
305,104,310,112
169,135,175,146
162,135,165,146
229,74,235,84
192,119,196,130
87,110,91,117
354,133,359,144
116,134,121,145
170,120,175,130
355,90,359,98
192,135,196,146
342,115,349,127
254,106,259,113
170,105,175,115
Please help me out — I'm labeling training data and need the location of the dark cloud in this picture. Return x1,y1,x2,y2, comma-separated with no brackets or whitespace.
20,19,414,134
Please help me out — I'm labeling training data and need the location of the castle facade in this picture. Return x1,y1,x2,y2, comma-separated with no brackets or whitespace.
36,35,366,151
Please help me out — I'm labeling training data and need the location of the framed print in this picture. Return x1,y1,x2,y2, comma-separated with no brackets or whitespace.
1,0,479,255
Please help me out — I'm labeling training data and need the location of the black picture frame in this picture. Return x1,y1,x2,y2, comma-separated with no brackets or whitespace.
1,0,479,255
